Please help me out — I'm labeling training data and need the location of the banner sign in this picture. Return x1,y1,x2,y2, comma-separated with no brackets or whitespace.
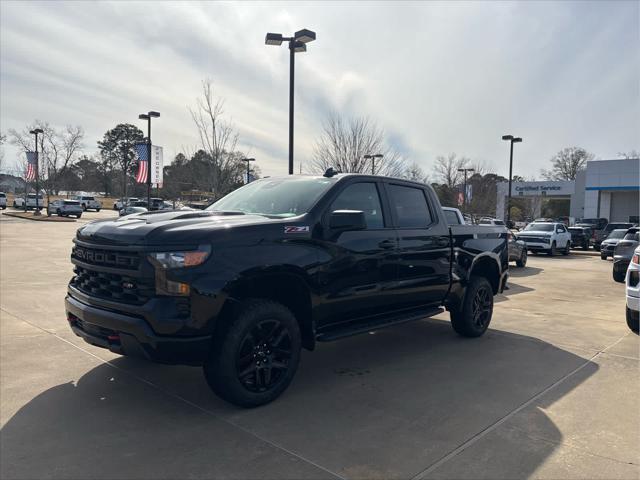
151,145,163,187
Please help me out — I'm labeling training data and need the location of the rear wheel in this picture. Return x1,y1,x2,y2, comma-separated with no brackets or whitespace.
626,307,639,333
450,276,494,338
613,268,626,283
582,241,589,250
516,249,527,267
203,299,302,407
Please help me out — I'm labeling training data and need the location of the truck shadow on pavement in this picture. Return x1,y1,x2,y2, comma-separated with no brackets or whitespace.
1,320,598,480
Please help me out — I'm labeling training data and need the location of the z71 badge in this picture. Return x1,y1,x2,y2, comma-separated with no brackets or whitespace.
284,226,310,234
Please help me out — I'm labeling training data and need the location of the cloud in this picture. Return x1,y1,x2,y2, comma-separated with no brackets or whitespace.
1,1,638,181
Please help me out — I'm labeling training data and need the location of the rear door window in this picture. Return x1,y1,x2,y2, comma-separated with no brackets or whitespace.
387,184,433,228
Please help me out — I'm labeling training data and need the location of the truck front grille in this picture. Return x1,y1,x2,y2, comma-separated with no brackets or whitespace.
71,246,140,270
72,265,154,305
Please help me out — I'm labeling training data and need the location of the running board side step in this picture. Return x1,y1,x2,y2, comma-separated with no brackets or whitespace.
316,306,444,342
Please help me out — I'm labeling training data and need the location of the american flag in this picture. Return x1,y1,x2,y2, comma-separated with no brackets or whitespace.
25,151,37,181
134,142,149,183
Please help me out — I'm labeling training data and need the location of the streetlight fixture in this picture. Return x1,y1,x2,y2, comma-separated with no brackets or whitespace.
265,28,316,175
457,168,475,213
502,134,523,226
241,157,256,184
138,111,160,208
29,128,44,215
364,154,384,175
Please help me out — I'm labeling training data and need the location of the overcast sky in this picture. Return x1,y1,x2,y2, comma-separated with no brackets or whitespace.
1,1,638,180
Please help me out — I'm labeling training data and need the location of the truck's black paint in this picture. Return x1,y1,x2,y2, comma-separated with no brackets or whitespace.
65,174,508,386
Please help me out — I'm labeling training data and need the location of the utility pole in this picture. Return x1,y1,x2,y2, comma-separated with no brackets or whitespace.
502,135,523,226
241,158,256,184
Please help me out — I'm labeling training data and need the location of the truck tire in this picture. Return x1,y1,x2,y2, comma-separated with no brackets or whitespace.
613,268,625,283
516,249,527,267
600,252,607,260
562,242,570,255
96,208,101,212
548,242,557,256
627,307,639,334
450,276,494,338
203,299,302,407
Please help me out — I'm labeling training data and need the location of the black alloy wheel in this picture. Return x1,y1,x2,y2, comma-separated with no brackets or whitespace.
236,319,293,393
471,285,493,330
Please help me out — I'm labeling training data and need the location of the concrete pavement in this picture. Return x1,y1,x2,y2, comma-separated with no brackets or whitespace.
1,212,638,479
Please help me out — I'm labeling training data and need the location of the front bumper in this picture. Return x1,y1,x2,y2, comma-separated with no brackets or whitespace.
601,244,617,255
65,294,212,365
523,242,551,251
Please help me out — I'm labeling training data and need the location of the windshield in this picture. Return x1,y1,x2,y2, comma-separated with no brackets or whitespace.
568,228,584,234
607,229,627,239
606,223,631,232
524,223,554,232
208,177,335,217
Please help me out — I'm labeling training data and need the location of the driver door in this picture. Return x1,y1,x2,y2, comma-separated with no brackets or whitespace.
314,181,399,326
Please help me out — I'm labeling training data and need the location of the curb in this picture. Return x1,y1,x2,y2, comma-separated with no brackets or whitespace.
2,211,76,222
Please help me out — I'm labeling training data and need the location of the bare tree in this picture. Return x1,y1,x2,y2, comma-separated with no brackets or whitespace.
541,147,593,181
189,79,240,198
433,153,469,188
401,161,431,184
8,121,84,195
310,113,406,177
617,150,639,160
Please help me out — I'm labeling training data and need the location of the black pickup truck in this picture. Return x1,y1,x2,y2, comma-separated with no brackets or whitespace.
65,173,508,407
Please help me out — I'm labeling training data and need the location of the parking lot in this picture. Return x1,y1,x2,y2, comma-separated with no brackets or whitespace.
1,211,638,479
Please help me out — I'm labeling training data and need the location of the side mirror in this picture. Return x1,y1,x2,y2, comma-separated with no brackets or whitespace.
329,210,366,231
556,228,563,233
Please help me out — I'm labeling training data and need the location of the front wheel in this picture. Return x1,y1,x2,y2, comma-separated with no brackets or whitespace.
562,241,570,256
601,253,607,260
203,299,302,407
626,307,639,334
548,242,557,256
516,249,527,267
450,276,494,338
96,208,101,212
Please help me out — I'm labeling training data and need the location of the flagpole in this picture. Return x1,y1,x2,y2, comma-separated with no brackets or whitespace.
29,128,43,216
138,111,160,210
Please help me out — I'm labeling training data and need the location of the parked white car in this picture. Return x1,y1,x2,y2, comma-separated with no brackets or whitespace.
113,197,139,210
478,217,506,227
517,222,572,256
47,199,83,218
0,192,6,210
13,193,44,210
72,195,101,211
625,246,640,333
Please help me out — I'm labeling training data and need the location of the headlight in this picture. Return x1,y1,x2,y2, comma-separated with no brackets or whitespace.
148,246,211,269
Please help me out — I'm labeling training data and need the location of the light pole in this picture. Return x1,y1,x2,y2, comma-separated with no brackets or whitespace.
265,28,316,175
138,111,160,208
457,168,475,213
29,128,43,215
501,134,523,226
364,154,384,175
241,157,255,184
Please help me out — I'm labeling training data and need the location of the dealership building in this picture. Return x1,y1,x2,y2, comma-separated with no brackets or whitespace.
496,158,639,222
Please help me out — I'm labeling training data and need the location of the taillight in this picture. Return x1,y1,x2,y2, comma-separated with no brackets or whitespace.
632,254,639,265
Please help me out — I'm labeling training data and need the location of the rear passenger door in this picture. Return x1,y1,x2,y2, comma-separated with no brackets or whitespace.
386,182,452,308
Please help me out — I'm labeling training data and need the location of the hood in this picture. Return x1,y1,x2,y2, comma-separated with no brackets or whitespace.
602,237,622,245
76,210,280,246
519,230,552,236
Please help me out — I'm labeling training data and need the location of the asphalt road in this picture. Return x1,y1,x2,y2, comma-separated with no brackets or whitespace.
1,210,638,479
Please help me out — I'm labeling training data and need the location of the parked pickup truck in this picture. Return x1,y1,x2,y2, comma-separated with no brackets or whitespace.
13,193,44,210
65,173,508,407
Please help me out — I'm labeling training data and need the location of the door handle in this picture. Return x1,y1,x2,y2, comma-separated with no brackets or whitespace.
378,239,396,249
